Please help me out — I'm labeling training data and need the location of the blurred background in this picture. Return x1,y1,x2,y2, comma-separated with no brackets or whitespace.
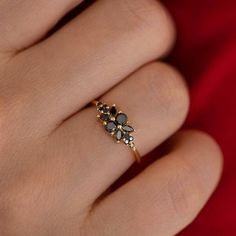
163,0,236,235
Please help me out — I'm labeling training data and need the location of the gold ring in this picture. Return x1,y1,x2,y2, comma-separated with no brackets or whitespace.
92,100,141,163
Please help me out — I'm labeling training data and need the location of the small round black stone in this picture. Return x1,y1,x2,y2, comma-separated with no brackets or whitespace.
100,114,110,121
97,102,103,107
123,133,134,144
116,113,128,125
105,121,117,133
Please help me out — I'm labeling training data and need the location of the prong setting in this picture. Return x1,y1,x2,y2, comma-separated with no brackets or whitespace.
95,101,136,147
93,100,141,163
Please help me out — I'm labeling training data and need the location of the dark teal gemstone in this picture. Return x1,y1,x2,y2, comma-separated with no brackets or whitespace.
122,125,134,132
105,121,117,133
100,114,110,121
115,130,123,141
116,113,128,125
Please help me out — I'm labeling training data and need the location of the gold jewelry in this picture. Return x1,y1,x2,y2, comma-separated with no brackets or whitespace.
92,100,141,163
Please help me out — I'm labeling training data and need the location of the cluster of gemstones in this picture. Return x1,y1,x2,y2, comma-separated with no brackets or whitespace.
96,102,135,147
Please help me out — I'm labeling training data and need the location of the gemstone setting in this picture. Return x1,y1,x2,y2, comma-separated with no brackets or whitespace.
110,105,117,116
116,113,128,125
99,104,109,113
100,113,110,121
122,125,134,132
115,130,123,141
105,121,117,133
96,102,135,146
123,133,134,144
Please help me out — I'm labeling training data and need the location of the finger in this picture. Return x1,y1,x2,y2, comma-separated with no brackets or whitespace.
50,62,189,202
0,0,84,52
84,130,223,236
19,0,175,126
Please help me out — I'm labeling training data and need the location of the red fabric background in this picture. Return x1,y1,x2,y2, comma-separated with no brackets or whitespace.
162,0,236,235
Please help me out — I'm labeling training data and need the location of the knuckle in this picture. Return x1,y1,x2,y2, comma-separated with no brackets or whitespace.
145,62,190,126
121,0,175,51
122,0,171,26
165,159,204,222
176,130,223,182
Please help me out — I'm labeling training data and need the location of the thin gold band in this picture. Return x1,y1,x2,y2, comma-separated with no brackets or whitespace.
130,146,141,163
92,100,141,163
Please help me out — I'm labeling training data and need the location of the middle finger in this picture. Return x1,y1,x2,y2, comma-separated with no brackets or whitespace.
16,0,175,128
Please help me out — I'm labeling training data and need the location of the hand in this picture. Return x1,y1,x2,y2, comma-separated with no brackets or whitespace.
0,0,222,235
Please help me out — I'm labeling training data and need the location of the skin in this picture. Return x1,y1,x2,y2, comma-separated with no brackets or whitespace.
0,0,223,235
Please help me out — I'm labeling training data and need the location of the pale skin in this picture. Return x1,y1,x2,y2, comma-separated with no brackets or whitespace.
0,0,223,235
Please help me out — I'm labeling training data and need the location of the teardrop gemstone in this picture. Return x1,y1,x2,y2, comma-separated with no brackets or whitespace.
110,105,117,116
115,129,123,141
122,125,134,132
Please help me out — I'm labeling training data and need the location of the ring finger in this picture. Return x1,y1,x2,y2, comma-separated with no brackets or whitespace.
50,62,189,202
